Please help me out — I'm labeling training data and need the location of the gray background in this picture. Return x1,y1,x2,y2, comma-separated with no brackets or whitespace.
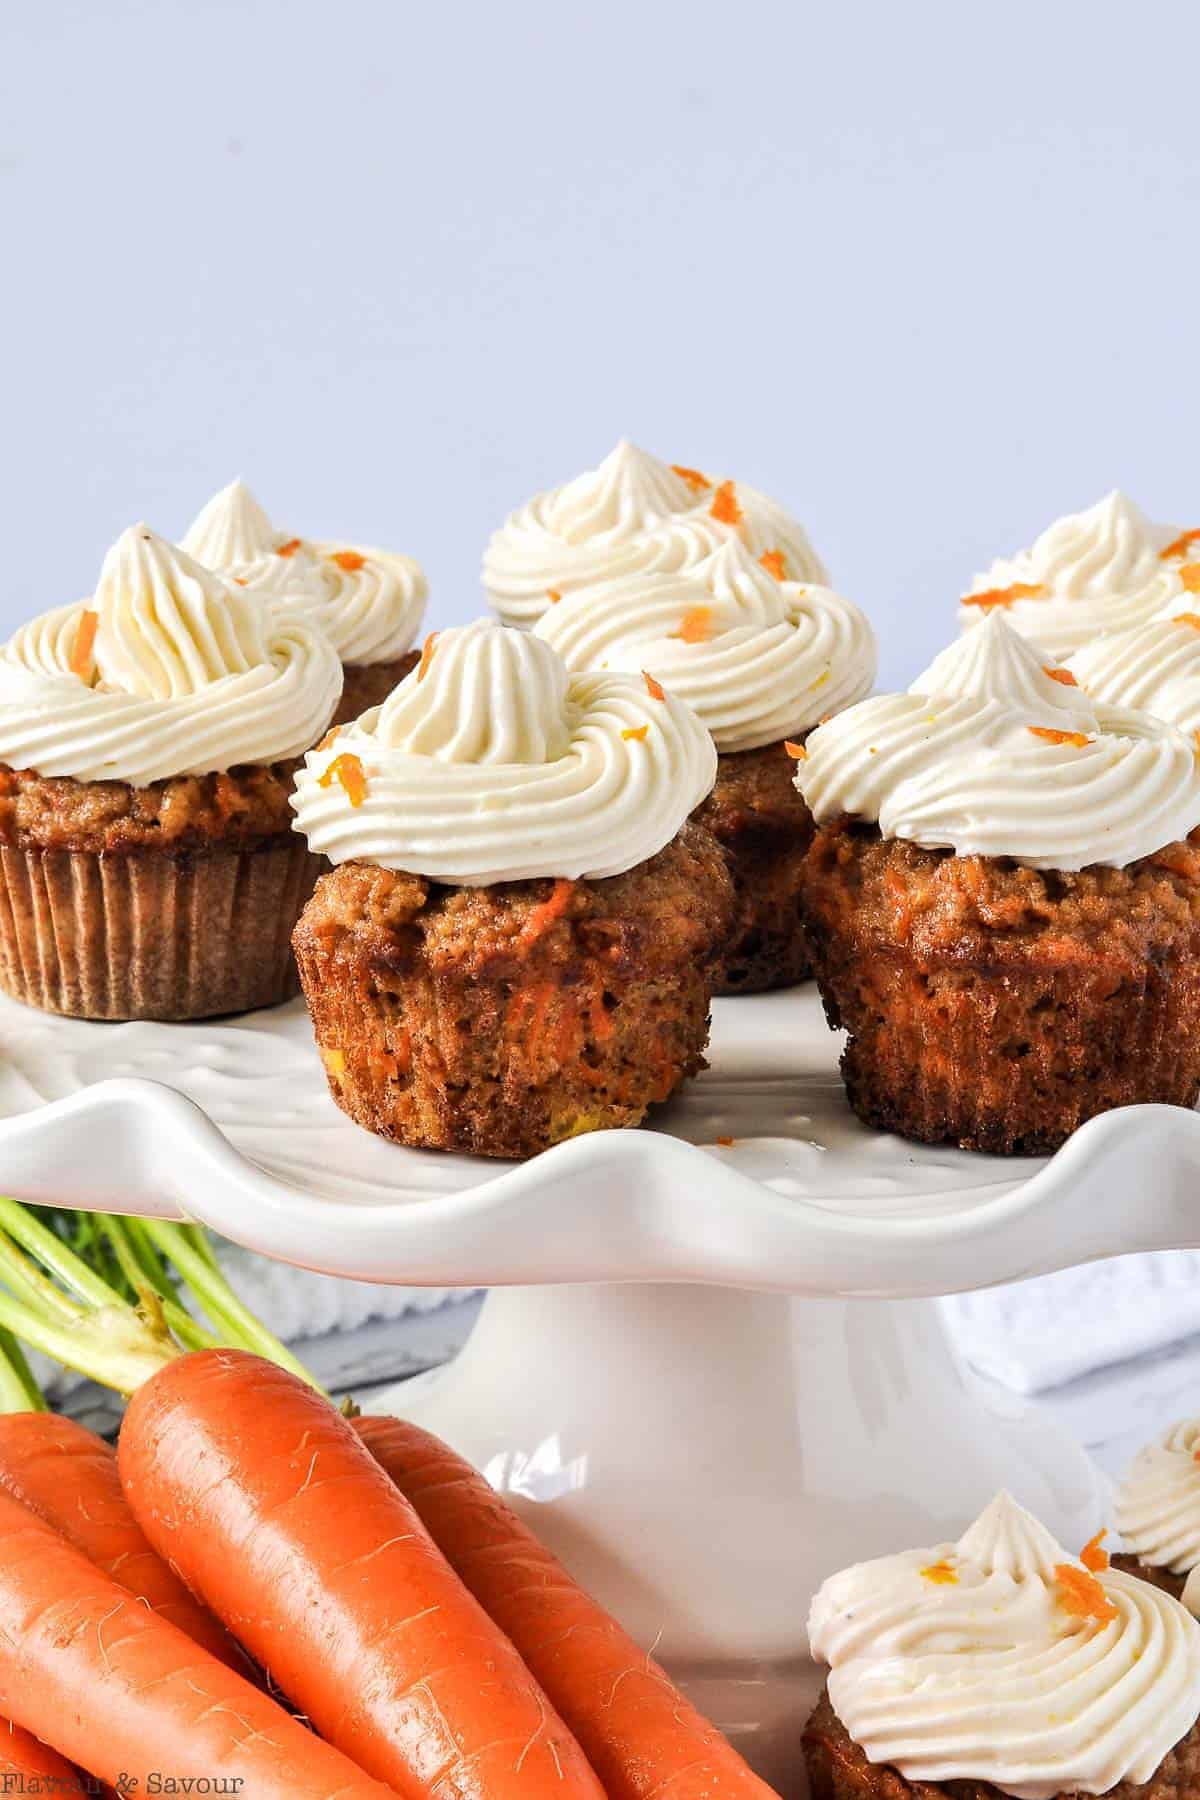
2,0,1194,687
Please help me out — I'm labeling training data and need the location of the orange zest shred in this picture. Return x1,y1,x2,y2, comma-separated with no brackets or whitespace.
671,464,710,492
1028,726,1091,749
784,740,807,760
1161,528,1200,561
759,548,787,580
417,631,440,682
962,581,1045,611
670,605,714,644
518,878,576,950
1079,1530,1109,1573
1043,665,1078,687
1175,613,1200,631
643,670,666,702
70,609,98,679
276,537,302,558
1180,563,1200,593
547,588,562,604
920,1560,958,1585
331,549,366,573
715,1135,734,1147
1055,1562,1117,1625
709,480,743,526
622,724,649,742
317,752,368,807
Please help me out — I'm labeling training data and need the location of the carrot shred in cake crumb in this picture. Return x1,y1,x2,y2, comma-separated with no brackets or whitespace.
1161,528,1200,560
331,549,366,572
643,670,666,701
547,588,562,604
70,609,98,679
1055,1563,1116,1624
759,548,787,580
1043,665,1078,686
417,631,440,681
318,753,368,807
276,537,303,558
671,464,710,491
784,740,807,760
670,605,714,644
962,581,1045,610
320,1046,346,1081
715,1135,734,1147
709,480,742,526
518,878,576,948
920,1560,958,1585
1079,1530,1109,1573
1028,726,1091,749
622,724,649,742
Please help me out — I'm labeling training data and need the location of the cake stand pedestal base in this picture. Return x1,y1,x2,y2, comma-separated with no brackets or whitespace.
369,1282,1104,1791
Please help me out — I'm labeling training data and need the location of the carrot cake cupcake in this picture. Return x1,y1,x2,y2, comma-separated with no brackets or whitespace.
805,1492,1200,1800
483,439,828,630
0,524,342,1020
959,491,1196,659
1113,1419,1200,1609
537,536,876,992
795,613,1200,1153
183,478,427,720
290,619,731,1158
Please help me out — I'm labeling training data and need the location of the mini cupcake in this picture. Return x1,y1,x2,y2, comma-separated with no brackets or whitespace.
796,613,1200,1153
805,1492,1200,1800
183,478,427,720
1069,614,1200,735
483,439,828,630
536,537,876,992
959,490,1196,659
290,620,730,1158
1113,1419,1200,1610
0,525,342,1020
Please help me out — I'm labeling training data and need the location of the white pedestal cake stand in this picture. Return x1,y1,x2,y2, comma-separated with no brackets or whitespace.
0,986,1196,1791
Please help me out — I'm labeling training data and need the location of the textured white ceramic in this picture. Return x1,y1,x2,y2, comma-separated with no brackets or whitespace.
0,982,1174,1788
0,986,1196,1292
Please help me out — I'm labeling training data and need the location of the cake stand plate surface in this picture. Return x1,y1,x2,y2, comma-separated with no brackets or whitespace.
0,985,1184,1790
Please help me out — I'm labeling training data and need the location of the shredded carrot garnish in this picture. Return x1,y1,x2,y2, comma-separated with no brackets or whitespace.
784,740,807,760
233,577,248,586
1180,563,1200,593
276,537,302,558
519,878,576,948
316,725,343,752
331,549,366,573
547,588,562,604
1043,665,1078,687
1079,1531,1109,1573
1176,613,1200,631
670,605,714,644
417,631,439,682
715,1135,734,1147
317,752,368,807
622,724,649,742
70,609,98,679
671,464,710,492
921,1560,958,1585
1028,726,1091,749
1161,529,1200,561
759,548,787,580
709,480,742,526
962,581,1045,610
1055,1563,1116,1625
320,1046,346,1082
643,670,666,702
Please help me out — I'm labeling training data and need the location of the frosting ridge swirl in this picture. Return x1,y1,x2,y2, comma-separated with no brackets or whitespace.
1116,1419,1200,1581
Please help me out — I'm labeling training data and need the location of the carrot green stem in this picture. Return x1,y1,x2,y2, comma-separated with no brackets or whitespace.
96,1217,219,1355
0,1287,179,1396
0,1329,46,1413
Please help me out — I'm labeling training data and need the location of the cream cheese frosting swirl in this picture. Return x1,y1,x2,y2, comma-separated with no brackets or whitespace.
959,491,1192,658
534,538,875,751
0,525,342,785
483,439,828,629
796,613,1200,869
809,1492,1200,1799
182,478,427,666
290,619,717,883
1068,615,1200,736
1116,1419,1200,1590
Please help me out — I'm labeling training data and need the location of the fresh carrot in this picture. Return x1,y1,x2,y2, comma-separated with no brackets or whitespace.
355,1415,781,1800
0,1719,85,1788
0,1411,242,1668
119,1350,607,1800
0,1490,396,1800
